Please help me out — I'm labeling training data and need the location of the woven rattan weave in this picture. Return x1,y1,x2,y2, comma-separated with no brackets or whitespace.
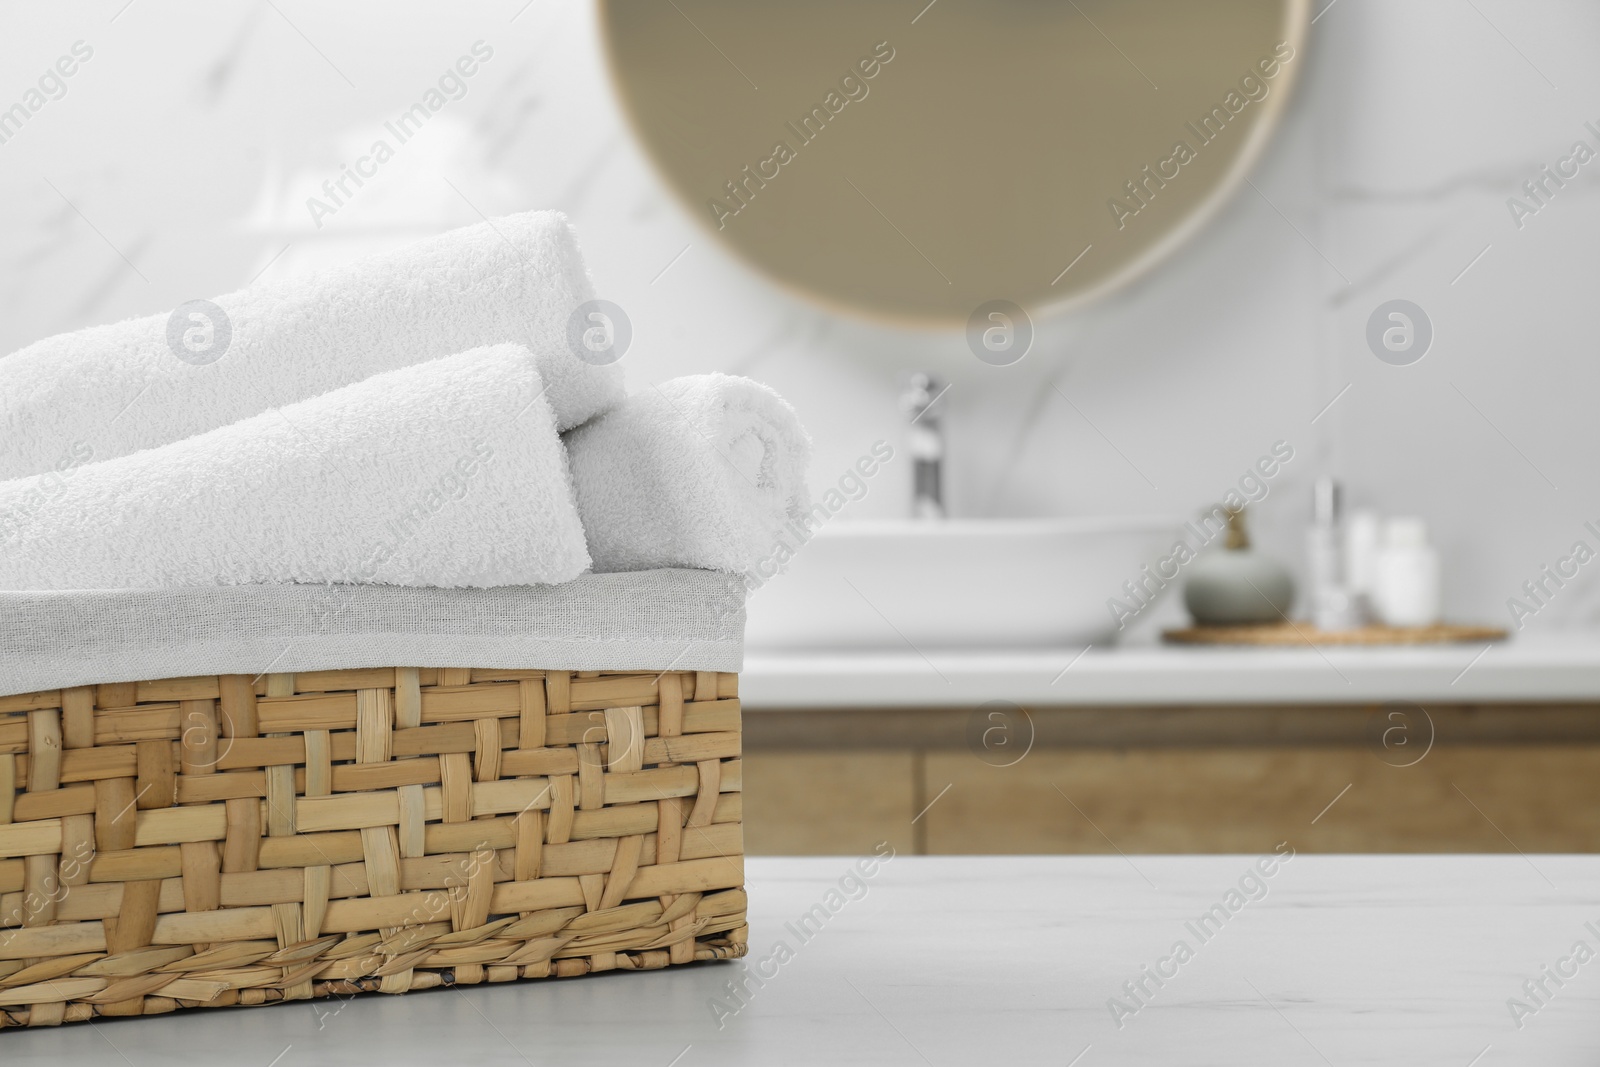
0,667,746,1027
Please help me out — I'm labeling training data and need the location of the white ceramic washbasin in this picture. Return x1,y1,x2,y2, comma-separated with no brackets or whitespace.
743,517,1185,651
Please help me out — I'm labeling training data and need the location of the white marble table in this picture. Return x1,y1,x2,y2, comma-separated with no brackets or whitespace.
741,632,1600,708
5,855,1596,1065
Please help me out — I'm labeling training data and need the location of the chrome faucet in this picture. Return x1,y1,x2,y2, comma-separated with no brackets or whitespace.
900,372,945,520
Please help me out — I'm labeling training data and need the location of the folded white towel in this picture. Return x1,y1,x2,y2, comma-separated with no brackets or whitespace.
0,210,623,481
565,373,812,575
0,345,592,590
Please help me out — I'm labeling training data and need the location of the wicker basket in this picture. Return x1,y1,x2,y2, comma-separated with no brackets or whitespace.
0,667,746,1028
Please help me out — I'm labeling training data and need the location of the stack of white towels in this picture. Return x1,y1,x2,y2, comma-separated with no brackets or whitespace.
0,211,811,592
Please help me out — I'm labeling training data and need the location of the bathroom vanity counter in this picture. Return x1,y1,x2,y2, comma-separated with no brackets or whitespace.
736,634,1600,856
16,855,1592,1064
741,630,1600,709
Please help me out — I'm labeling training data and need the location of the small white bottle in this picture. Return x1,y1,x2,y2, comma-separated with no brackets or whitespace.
1343,509,1382,624
1372,518,1441,628
1308,478,1359,631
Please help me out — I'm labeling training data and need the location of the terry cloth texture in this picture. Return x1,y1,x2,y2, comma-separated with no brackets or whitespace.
0,345,591,590
0,210,623,481
565,373,812,575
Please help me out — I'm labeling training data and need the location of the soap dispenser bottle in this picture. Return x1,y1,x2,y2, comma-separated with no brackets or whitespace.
1182,507,1295,626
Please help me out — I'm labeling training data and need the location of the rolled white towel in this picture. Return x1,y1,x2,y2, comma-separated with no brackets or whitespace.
0,345,591,590
0,210,624,481
565,373,812,574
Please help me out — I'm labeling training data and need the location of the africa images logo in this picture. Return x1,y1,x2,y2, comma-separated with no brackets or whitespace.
1106,41,1295,231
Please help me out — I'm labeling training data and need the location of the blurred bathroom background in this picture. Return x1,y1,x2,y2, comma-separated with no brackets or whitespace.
6,1,1600,855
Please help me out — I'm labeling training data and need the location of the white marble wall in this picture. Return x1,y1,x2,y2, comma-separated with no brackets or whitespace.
2,1,1598,633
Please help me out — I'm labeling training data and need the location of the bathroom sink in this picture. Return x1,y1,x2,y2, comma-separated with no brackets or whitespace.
744,517,1185,651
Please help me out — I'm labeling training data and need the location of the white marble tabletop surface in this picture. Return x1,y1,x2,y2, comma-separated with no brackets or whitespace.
741,631,1600,708
6,855,1596,1065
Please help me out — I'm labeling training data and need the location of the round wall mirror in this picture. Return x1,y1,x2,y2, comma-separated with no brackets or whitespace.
601,0,1309,326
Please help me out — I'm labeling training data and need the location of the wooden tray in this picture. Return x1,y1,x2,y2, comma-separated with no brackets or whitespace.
1162,622,1508,646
